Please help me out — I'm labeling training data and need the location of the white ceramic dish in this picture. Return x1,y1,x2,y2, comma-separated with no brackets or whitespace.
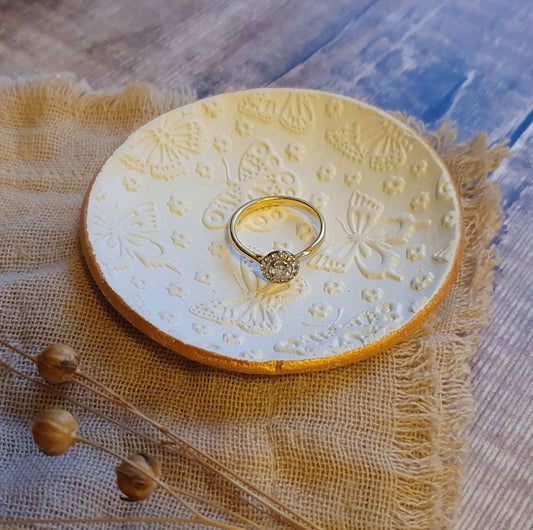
81,88,463,374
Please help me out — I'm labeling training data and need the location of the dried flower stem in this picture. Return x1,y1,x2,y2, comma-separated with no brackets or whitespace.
79,436,246,530
0,338,33,360
1,339,321,529
0,355,260,530
76,371,320,530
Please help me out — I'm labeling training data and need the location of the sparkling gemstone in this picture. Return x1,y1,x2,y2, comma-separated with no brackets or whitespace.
260,250,299,283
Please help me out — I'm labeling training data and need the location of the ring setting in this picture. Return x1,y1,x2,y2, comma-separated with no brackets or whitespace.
259,250,300,283
228,196,325,283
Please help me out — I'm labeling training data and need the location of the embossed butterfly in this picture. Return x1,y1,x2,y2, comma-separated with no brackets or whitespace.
326,117,413,171
190,259,310,335
237,91,315,133
202,139,302,229
308,190,430,281
120,114,204,180
89,202,179,272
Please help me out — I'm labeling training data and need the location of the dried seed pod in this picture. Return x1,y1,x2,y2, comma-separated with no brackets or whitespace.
116,453,161,501
32,408,78,455
36,343,80,383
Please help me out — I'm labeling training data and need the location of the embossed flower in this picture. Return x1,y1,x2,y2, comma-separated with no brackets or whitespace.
361,288,383,302
436,176,453,200
410,160,428,178
409,191,431,212
317,163,336,182
195,162,212,178
167,283,187,298
285,142,306,162
296,222,313,241
125,292,149,314
158,311,179,323
239,349,263,361
170,231,190,248
94,187,106,201
202,99,223,118
131,276,149,290
167,196,190,216
195,271,215,284
344,172,362,187
354,302,401,331
192,322,210,335
308,302,333,318
309,191,329,210
324,280,345,295
223,332,245,345
410,273,434,291
122,175,139,192
325,97,344,118
382,175,405,196
273,240,291,251
208,242,225,258
409,297,429,313
406,245,425,261
441,210,456,229
213,134,232,153
234,117,253,136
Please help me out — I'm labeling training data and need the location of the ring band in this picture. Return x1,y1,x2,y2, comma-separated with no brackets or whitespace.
228,195,325,283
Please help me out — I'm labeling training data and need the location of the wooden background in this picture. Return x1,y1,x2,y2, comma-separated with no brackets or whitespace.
1,0,531,527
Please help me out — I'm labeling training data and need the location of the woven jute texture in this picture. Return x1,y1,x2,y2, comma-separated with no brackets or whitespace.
0,76,507,529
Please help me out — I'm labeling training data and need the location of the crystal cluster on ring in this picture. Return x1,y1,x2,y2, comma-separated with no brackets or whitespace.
259,250,300,283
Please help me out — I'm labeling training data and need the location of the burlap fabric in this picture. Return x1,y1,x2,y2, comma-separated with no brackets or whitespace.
0,76,507,529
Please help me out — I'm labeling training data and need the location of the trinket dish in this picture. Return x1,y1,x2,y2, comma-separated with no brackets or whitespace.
80,88,463,374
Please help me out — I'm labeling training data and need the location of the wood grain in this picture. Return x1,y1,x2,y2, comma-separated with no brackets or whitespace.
276,0,533,142
458,126,533,528
0,0,531,527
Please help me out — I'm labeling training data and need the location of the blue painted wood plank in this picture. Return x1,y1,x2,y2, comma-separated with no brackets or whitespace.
275,0,533,143
3,0,531,145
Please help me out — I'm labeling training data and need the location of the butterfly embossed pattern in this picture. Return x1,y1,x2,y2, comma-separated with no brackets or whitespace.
89,202,179,273
82,88,463,373
326,117,413,171
238,91,316,133
202,140,302,230
120,115,204,180
190,260,310,335
308,190,431,281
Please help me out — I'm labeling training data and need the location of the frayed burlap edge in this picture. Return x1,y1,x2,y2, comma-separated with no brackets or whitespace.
395,114,508,527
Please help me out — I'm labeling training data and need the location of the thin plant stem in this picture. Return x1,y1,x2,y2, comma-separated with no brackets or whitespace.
76,371,320,530
0,337,33,361
78,436,246,530
1,338,321,530
0,356,260,529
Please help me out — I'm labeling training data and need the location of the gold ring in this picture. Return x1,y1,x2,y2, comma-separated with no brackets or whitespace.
228,195,326,283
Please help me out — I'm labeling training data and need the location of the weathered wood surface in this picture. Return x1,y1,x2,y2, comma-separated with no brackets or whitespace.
1,1,531,527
